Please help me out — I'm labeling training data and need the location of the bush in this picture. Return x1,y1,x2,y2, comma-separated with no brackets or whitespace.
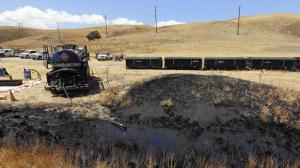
259,106,273,123
86,31,101,41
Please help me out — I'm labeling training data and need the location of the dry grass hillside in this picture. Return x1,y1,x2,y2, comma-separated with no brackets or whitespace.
0,26,46,43
1,14,300,56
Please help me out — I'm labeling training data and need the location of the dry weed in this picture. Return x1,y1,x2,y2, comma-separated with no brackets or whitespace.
0,139,76,168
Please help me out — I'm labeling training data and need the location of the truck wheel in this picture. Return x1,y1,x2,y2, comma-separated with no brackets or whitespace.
26,55,29,59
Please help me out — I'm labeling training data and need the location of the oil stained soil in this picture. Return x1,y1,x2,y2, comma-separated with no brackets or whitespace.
0,74,300,161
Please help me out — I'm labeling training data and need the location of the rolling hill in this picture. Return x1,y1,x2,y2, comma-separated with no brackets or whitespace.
1,14,300,57
0,26,46,43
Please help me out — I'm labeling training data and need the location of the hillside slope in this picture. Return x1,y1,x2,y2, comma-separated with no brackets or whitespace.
0,26,46,43
1,14,300,56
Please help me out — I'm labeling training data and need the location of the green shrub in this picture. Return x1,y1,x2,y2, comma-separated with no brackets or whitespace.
86,31,101,41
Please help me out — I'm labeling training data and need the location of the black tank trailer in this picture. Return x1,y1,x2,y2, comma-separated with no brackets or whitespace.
294,57,300,71
248,57,300,70
125,57,163,69
203,57,249,70
44,44,90,93
164,57,202,70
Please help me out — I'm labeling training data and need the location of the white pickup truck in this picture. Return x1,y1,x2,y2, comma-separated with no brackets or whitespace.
0,49,14,57
96,52,113,61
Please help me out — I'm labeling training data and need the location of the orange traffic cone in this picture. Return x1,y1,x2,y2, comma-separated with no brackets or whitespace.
9,90,16,101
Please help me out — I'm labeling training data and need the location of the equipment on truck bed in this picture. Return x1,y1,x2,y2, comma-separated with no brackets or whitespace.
43,44,90,93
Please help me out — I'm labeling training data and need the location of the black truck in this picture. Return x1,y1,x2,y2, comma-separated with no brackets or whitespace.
44,44,90,93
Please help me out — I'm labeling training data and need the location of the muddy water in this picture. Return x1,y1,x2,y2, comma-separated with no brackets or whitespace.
103,124,194,152
101,123,294,160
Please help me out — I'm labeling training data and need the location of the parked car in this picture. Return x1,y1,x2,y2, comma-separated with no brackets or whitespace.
19,50,37,59
0,49,15,57
14,49,26,57
31,52,47,60
96,52,113,61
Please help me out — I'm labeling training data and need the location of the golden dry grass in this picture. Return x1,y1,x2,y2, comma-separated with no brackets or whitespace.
2,14,300,56
0,139,299,168
0,139,76,168
0,26,45,44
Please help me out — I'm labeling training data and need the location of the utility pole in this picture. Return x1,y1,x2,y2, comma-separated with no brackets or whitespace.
154,6,158,33
237,6,241,36
56,22,62,44
106,67,108,84
18,23,22,39
104,15,108,38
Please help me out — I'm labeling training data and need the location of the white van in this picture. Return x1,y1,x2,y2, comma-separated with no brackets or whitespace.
0,49,14,57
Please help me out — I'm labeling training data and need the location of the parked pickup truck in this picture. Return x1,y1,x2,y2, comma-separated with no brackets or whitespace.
19,50,37,59
96,52,113,61
0,49,14,57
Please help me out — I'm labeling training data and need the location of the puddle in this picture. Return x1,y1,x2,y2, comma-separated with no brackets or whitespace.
103,124,194,152
99,122,296,160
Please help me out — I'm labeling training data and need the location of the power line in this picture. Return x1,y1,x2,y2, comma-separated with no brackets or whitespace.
56,23,62,43
18,23,22,39
237,6,241,36
154,6,158,33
